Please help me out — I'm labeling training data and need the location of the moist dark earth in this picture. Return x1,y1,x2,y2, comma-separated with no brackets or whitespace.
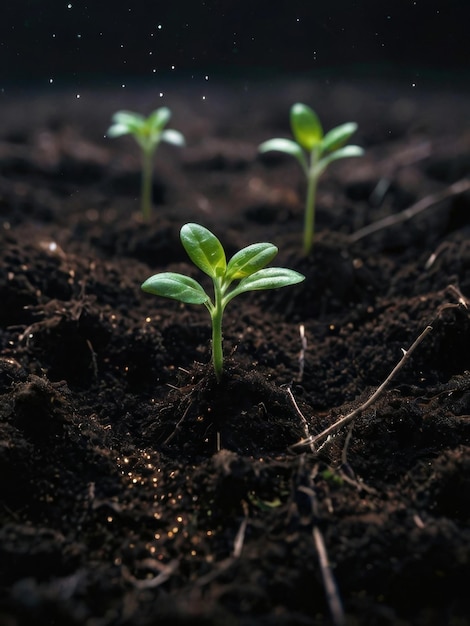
1,78,470,626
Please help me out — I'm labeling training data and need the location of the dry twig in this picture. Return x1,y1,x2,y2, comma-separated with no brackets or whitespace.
292,324,433,451
298,484,346,626
298,323,307,382
350,177,470,243
196,506,249,587
292,284,469,452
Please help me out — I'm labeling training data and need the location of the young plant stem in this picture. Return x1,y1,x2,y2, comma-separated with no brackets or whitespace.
303,162,318,255
141,148,154,220
209,281,225,382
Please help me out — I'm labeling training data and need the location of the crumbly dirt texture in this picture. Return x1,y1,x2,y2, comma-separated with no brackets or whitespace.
1,79,470,626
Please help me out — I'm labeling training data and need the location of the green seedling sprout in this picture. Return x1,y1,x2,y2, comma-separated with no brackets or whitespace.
259,103,364,255
107,107,185,220
142,222,305,382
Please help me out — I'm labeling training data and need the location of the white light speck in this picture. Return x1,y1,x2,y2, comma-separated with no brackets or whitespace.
171,65,175,70
157,24,162,29
76,93,80,98
202,95,206,100
52,33,56,38
67,3,72,8
49,78,53,83
152,68,156,73
411,83,416,87
159,92,164,97
121,84,125,88
204,75,209,80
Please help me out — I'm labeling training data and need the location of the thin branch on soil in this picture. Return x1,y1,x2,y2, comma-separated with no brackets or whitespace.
298,323,307,382
196,507,249,587
85,339,99,381
426,239,470,270
292,324,434,451
162,401,192,445
285,385,314,452
292,284,468,453
298,484,345,626
232,504,248,559
339,427,378,494
445,284,470,311
287,396,376,492
121,558,179,589
312,525,345,626
341,424,354,467
413,513,426,529
425,240,453,270
350,177,470,243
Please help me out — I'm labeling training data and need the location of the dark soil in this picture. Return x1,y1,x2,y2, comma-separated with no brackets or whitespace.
1,78,470,626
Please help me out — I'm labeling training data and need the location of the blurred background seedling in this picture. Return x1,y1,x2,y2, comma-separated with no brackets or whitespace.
108,107,185,220
259,103,363,255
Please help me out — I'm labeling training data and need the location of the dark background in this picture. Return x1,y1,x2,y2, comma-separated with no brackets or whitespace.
1,1,469,89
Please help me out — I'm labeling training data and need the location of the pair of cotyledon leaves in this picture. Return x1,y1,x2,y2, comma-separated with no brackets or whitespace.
141,223,305,307
107,107,185,153
259,103,363,176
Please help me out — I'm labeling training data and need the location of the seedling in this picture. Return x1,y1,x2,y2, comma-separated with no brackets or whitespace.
259,103,363,255
142,223,305,381
107,107,185,220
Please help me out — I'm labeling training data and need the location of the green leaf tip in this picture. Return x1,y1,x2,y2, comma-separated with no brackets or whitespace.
290,103,323,151
226,242,278,281
181,223,226,279
141,272,208,305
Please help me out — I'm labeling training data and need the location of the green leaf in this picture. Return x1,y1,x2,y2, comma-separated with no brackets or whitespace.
259,138,307,172
259,138,304,160
226,243,278,281
227,267,305,301
290,103,323,151
110,110,145,132
321,122,358,154
161,129,186,146
107,123,132,138
316,145,364,176
180,223,227,279
147,107,171,131
141,272,209,305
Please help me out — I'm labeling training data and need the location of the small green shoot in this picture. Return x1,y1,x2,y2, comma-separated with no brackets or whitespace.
259,103,363,255
142,223,305,381
107,107,185,220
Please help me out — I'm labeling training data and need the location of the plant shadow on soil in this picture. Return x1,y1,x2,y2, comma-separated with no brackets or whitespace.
1,78,470,625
